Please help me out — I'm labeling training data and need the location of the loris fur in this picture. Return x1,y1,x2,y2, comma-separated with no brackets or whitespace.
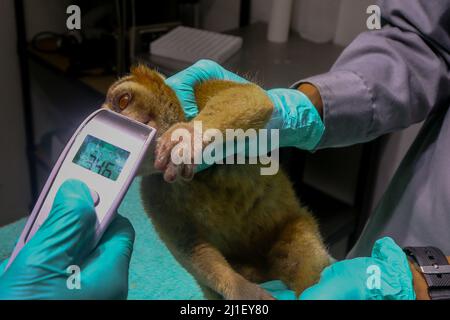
103,64,331,300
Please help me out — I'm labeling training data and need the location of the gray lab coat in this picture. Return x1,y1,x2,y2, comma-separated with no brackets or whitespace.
297,0,450,257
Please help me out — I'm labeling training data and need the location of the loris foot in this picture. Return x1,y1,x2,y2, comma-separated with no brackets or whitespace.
154,122,203,183
225,280,275,300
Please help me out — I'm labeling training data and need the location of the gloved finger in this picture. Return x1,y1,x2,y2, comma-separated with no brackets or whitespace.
17,179,97,271
76,215,135,299
95,214,135,256
260,280,297,300
166,59,248,88
299,279,363,300
189,59,248,83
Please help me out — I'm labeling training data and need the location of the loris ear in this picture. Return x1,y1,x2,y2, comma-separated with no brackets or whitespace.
128,64,185,123
131,64,166,85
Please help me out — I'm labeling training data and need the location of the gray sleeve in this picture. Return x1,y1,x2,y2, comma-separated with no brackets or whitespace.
296,0,450,149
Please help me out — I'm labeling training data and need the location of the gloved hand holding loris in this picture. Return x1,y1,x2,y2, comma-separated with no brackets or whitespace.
156,59,325,182
263,237,450,300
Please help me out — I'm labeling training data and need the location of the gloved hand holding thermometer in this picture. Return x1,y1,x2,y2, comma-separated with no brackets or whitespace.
0,109,155,299
0,180,134,299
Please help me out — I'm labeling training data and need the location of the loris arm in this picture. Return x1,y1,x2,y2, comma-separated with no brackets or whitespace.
194,80,274,132
156,60,325,182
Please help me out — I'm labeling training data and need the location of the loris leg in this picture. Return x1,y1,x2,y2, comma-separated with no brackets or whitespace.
268,214,332,297
199,285,222,300
155,81,274,182
186,242,274,300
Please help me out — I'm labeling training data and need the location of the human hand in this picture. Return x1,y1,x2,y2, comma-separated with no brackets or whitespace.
0,179,135,300
262,237,416,300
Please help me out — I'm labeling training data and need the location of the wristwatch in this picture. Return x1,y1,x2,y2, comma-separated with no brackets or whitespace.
403,246,450,300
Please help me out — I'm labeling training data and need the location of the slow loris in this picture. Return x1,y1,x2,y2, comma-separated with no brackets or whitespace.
103,65,331,300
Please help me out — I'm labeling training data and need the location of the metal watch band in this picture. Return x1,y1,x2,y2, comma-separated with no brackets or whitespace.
403,246,450,300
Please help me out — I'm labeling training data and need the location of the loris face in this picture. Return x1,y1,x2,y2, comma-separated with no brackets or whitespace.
102,65,185,134
103,65,186,176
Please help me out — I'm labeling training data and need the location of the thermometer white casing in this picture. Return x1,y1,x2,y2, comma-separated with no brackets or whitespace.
5,109,156,270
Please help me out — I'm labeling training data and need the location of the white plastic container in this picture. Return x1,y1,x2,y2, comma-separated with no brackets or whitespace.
267,0,293,43
293,0,341,44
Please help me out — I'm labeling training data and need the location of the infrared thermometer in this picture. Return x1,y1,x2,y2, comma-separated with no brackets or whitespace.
5,109,156,270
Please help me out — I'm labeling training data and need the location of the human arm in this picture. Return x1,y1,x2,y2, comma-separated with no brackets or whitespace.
0,179,135,300
297,83,323,118
299,0,450,149
161,0,450,160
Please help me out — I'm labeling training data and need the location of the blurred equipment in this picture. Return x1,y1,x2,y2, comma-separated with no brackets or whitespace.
150,26,243,65
295,0,340,44
31,30,116,76
267,0,293,43
26,0,219,78
128,0,202,62
129,22,180,61
179,0,201,28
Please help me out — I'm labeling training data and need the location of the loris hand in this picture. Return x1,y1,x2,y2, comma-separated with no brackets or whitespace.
0,180,135,300
261,238,416,300
154,122,201,182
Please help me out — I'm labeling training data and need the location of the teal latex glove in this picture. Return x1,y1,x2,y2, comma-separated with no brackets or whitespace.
266,88,324,151
165,59,325,151
262,237,416,300
0,179,135,300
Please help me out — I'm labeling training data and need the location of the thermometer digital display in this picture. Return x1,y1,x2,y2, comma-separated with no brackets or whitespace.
73,135,130,181
5,109,156,271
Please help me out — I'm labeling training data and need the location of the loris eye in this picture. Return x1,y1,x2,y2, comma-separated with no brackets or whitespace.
117,93,131,110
